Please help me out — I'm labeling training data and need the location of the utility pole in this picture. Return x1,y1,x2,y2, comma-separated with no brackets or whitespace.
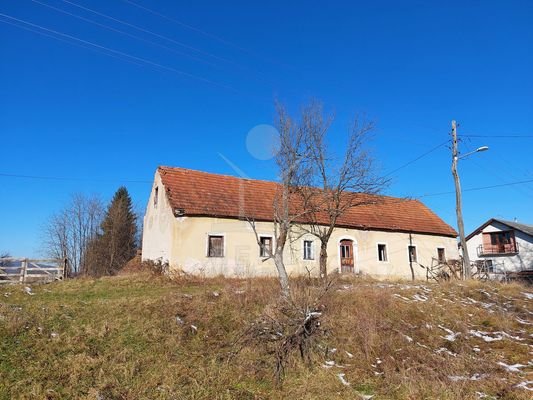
451,120,471,279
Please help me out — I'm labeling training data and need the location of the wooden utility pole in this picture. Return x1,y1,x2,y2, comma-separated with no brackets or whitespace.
451,120,471,279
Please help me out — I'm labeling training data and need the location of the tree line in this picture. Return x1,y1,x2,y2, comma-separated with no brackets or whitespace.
43,187,138,277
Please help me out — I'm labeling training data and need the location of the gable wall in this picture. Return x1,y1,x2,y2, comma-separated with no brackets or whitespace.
141,172,174,264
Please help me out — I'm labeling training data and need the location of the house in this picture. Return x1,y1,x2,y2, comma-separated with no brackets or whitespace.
142,166,459,279
466,218,533,275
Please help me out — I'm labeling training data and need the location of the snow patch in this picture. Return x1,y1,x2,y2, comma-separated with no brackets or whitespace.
514,381,533,391
412,293,429,302
435,347,457,357
392,294,411,302
337,373,350,386
402,334,413,343
469,330,503,342
497,361,527,373
438,325,460,342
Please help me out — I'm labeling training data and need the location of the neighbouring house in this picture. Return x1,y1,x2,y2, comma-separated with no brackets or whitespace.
466,218,533,275
142,166,458,279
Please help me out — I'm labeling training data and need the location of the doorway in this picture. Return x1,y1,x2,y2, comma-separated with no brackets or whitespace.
340,239,354,273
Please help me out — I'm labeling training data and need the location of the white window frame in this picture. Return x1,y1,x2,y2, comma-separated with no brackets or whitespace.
206,233,226,258
259,234,274,258
377,242,389,263
407,244,417,263
303,239,314,260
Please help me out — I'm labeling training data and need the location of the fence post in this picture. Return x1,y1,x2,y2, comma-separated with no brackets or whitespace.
62,258,68,280
19,259,28,283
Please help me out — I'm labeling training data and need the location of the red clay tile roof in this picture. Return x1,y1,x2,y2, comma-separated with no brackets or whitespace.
158,166,457,238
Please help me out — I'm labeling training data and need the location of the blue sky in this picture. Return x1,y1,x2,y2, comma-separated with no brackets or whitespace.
1,0,532,257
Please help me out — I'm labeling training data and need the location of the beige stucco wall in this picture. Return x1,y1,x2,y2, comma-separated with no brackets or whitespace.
163,216,458,279
142,172,459,280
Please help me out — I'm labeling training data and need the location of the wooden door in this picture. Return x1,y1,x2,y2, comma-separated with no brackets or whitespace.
340,240,354,273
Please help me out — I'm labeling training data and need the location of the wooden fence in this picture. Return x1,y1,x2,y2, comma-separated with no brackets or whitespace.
0,258,67,284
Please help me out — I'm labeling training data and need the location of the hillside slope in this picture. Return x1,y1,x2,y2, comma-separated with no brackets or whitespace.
0,274,531,399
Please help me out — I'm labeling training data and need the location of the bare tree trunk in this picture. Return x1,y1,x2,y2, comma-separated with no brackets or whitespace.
319,240,328,279
273,252,290,299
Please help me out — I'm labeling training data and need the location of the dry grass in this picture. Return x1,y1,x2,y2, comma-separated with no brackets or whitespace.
0,274,531,399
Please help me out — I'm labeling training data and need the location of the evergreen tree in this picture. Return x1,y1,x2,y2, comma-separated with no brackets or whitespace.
84,187,137,276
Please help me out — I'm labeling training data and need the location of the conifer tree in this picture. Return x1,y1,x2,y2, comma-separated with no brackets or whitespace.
84,187,137,276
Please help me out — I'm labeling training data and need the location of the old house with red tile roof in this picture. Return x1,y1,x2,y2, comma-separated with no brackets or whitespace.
142,166,458,279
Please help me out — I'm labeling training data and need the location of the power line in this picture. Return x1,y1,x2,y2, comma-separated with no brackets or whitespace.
419,179,533,198
30,0,221,69
461,134,533,138
0,12,237,92
0,172,151,184
31,0,276,87
119,0,292,70
120,0,248,51
0,17,145,68
58,0,250,69
383,140,449,177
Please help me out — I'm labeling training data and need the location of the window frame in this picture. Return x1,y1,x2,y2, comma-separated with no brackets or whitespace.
437,247,446,263
259,235,274,258
377,243,388,262
408,245,417,263
206,233,225,258
153,186,159,208
303,240,314,260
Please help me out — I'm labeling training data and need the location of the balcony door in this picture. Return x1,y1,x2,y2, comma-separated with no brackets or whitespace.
482,230,516,254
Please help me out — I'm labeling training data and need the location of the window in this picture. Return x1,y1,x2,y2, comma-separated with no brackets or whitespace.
485,260,494,273
437,248,446,263
153,187,159,208
377,244,388,262
207,235,224,257
408,245,417,263
259,236,272,257
340,243,351,259
303,240,314,260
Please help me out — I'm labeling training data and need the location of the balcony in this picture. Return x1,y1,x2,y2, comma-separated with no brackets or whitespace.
477,243,519,257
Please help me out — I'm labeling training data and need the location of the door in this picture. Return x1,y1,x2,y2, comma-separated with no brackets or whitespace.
340,240,354,273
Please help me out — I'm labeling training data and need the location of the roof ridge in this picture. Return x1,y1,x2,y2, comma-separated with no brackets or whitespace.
158,165,275,184
497,218,533,228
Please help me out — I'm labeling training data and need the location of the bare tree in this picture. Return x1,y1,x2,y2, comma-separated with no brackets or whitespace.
42,194,104,276
0,251,10,273
296,101,388,279
248,103,311,299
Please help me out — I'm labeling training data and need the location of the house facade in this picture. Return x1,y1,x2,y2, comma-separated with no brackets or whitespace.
466,218,533,274
142,166,459,280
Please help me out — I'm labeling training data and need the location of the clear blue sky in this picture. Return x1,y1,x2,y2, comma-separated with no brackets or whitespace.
1,0,532,257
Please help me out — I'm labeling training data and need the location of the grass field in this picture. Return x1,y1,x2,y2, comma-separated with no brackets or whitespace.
0,273,532,399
